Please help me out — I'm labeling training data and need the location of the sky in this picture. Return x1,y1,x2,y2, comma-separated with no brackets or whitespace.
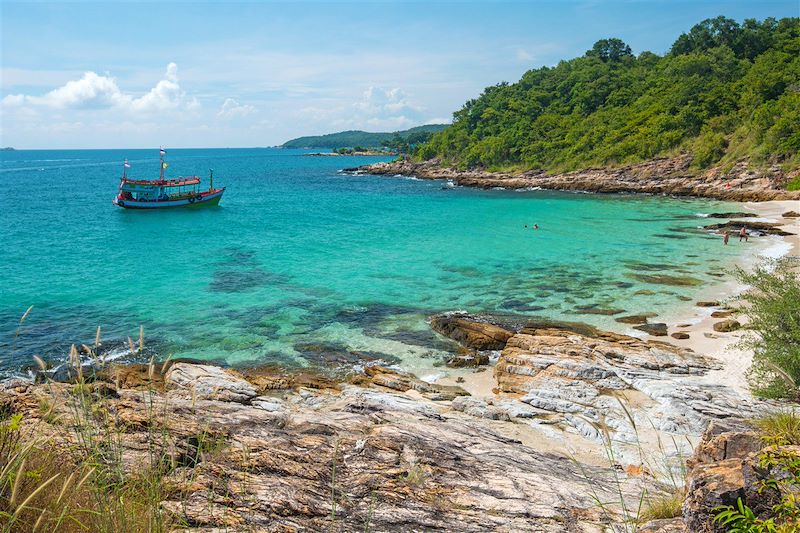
1,0,797,149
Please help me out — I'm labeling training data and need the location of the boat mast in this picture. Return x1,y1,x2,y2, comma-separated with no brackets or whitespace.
159,147,166,181
123,159,128,180
209,169,213,192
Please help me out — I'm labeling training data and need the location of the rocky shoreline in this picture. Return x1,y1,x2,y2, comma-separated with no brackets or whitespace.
350,155,800,202
2,311,787,531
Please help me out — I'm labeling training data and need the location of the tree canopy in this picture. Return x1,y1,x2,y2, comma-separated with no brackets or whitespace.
416,17,800,173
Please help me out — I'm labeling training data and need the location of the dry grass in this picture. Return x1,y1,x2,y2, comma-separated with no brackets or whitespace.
0,315,198,533
640,490,684,521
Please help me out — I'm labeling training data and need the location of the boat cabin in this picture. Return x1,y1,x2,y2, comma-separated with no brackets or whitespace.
118,177,202,202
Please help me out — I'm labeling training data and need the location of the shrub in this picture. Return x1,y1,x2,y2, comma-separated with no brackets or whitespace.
736,259,800,400
753,410,800,446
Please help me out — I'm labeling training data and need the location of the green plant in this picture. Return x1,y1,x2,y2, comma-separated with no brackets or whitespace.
735,259,800,400
787,176,800,191
713,448,800,532
753,410,800,446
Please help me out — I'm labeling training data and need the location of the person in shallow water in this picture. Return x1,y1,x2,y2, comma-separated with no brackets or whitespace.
739,226,748,242
534,224,539,230
723,230,730,245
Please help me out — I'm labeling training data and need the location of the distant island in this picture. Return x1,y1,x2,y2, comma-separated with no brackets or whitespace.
2,147,15,151
281,124,448,150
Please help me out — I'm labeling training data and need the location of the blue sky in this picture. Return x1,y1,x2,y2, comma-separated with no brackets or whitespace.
1,1,797,149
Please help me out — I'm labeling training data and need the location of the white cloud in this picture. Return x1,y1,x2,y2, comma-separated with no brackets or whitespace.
1,63,195,113
217,98,255,120
516,48,534,62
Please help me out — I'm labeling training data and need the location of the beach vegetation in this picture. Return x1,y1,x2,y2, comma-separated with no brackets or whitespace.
416,16,800,176
735,259,800,400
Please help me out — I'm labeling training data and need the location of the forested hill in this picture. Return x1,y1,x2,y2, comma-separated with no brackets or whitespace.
282,124,448,149
417,16,800,173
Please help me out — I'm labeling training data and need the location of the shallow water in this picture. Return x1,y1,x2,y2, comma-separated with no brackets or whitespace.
0,148,766,376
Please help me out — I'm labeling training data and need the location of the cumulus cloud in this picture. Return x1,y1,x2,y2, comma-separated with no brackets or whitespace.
1,63,195,113
217,98,255,120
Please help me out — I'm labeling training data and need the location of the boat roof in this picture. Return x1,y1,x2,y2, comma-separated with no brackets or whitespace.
122,176,200,187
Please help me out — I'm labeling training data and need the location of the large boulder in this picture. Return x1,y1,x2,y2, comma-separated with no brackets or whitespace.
682,458,745,533
430,313,514,350
712,320,741,332
165,363,257,403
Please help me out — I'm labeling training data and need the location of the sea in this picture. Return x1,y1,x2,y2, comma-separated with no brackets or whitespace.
0,148,778,378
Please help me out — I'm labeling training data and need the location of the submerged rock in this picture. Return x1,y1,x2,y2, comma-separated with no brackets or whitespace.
629,273,704,287
671,332,690,340
635,323,669,336
616,314,652,325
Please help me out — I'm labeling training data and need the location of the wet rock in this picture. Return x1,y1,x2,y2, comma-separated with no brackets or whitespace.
446,351,490,368
430,313,514,350
712,320,741,332
706,212,758,218
671,332,690,340
710,310,734,318
696,301,721,307
573,305,625,315
616,315,651,325
165,363,257,403
703,220,795,236
630,274,703,287
635,323,668,336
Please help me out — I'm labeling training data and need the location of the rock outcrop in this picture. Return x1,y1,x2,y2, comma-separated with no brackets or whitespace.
491,321,761,450
1,363,645,532
430,312,514,350
352,156,800,202
679,421,800,532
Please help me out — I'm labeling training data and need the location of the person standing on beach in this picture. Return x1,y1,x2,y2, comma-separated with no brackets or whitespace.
739,226,748,242
723,230,730,245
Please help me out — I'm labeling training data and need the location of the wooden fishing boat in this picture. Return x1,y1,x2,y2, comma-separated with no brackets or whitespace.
113,149,225,209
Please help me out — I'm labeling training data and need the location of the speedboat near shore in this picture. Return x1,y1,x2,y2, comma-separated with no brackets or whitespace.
113,149,225,209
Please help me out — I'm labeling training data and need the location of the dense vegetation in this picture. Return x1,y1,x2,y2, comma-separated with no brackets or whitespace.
282,124,447,149
736,258,800,400
417,17,800,173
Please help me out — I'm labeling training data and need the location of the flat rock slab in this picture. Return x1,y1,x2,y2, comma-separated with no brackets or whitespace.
165,363,257,403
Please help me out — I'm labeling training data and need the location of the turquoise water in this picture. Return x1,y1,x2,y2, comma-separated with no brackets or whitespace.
0,148,757,377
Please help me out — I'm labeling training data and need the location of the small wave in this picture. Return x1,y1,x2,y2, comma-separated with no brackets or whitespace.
491,186,506,190
695,213,710,218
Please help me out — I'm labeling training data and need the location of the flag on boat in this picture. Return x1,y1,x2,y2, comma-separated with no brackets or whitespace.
160,148,166,155
124,160,131,168
162,162,168,169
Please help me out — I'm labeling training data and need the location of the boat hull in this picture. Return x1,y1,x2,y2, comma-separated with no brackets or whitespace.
114,189,225,209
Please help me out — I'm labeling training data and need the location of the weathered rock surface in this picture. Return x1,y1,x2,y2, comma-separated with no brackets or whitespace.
712,319,741,332
635,323,669,336
671,332,690,340
616,314,651,325
165,363,257,403
1,364,645,532
683,458,746,533
491,322,761,450
354,156,800,201
430,312,514,350
783,210,800,218
681,422,800,532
